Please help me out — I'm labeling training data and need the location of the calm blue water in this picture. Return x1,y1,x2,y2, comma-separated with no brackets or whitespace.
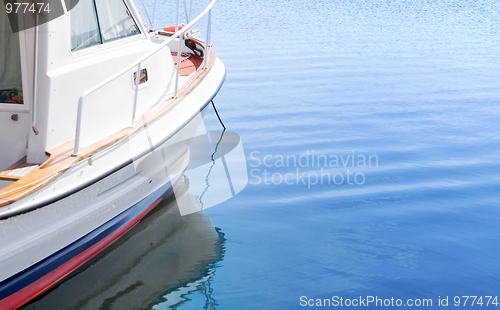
25,0,500,309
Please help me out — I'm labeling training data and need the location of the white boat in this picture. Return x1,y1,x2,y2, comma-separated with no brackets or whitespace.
0,0,225,308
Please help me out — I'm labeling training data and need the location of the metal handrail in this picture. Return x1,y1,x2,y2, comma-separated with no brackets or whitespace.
72,0,217,156
32,13,39,135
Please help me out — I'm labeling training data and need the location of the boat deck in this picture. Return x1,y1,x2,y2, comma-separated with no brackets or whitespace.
172,52,203,76
0,158,39,181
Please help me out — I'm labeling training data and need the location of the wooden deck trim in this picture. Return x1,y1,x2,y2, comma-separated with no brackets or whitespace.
0,157,30,181
0,46,218,209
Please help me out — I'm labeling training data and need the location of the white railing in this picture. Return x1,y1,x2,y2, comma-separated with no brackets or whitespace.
72,0,216,156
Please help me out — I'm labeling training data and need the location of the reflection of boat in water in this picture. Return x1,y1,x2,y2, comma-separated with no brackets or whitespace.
0,0,225,307
22,179,225,310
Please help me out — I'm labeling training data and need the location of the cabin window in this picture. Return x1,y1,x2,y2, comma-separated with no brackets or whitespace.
71,0,140,51
0,6,23,104
94,0,140,43
70,0,102,51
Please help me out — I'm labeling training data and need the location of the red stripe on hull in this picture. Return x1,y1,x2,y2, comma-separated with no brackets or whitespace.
0,199,162,310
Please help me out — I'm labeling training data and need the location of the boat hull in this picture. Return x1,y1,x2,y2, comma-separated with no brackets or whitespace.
0,109,203,308
0,180,171,310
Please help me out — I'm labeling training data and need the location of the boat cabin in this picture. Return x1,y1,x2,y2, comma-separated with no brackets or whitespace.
0,0,188,191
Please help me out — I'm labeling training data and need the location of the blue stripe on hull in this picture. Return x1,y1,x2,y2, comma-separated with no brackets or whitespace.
0,179,174,301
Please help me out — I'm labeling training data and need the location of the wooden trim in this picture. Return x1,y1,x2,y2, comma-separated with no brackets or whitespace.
0,45,219,210
0,157,29,181
0,145,78,208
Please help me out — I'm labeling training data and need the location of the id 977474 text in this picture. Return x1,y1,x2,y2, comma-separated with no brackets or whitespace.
5,2,50,14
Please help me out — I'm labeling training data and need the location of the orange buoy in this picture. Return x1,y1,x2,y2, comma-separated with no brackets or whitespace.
163,24,185,32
